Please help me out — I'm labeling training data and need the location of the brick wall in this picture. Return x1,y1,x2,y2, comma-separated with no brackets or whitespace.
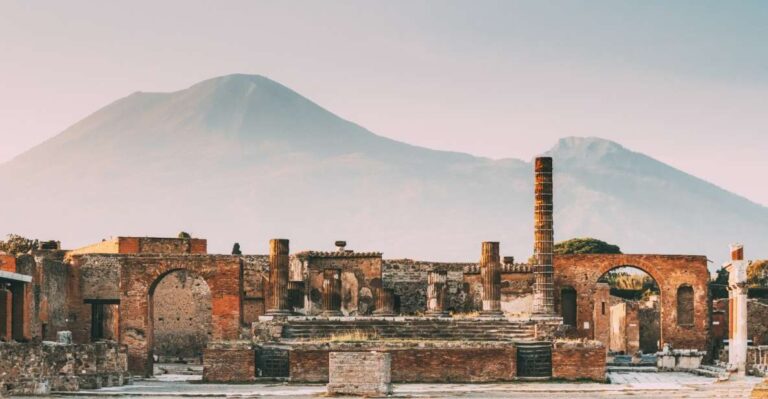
202,343,255,382
328,352,391,396
289,343,517,383
554,254,709,350
552,342,606,381
152,270,212,360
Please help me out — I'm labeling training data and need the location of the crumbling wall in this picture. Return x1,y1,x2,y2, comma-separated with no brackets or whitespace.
552,341,606,381
304,254,381,316
0,340,129,396
66,255,122,343
152,269,212,361
241,255,269,325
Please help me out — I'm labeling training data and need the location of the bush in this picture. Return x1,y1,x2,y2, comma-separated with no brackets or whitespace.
554,238,622,255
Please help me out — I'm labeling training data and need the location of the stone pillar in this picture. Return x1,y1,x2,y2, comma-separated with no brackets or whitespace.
373,287,395,316
533,156,556,315
480,241,503,316
266,239,292,316
322,268,343,316
425,270,449,317
0,287,11,341
726,243,748,376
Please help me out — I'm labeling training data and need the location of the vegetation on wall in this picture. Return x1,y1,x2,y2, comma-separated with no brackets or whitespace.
0,234,38,255
554,238,622,255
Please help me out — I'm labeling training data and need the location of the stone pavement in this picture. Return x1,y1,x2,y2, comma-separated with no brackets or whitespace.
43,372,762,398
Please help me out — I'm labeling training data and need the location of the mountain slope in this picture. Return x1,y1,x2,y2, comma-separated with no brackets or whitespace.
1,74,765,268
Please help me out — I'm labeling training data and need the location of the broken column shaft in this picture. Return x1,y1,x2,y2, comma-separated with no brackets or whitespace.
727,243,748,376
426,270,449,317
533,156,556,316
266,239,292,315
480,241,503,316
322,268,343,316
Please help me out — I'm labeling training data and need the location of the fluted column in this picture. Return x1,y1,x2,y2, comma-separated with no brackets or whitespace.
322,268,343,316
373,287,395,316
533,156,556,315
425,270,449,317
266,239,291,315
480,241,503,316
727,243,748,376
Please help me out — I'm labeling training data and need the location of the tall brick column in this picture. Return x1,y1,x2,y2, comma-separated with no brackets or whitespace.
426,270,449,317
533,156,556,316
480,242,503,316
322,268,343,316
266,239,292,316
726,243,748,376
373,287,395,316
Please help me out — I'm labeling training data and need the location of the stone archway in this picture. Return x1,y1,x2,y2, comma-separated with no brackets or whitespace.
119,255,242,376
554,254,709,351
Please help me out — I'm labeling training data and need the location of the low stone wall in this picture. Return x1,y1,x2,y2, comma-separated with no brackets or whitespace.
0,340,129,396
289,342,517,383
202,341,256,382
657,347,705,371
327,352,391,396
552,341,606,381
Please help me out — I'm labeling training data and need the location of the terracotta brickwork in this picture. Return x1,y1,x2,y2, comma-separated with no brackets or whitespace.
289,344,517,383
554,254,709,350
119,255,241,376
202,344,256,382
552,342,606,381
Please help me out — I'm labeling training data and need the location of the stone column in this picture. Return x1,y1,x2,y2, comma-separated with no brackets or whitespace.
266,239,292,315
533,156,556,316
726,243,748,376
480,241,503,316
373,287,395,316
322,268,343,316
426,270,449,317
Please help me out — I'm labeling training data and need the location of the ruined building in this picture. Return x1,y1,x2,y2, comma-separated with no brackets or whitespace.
0,157,715,395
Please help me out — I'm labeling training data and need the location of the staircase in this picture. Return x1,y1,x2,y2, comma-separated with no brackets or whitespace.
281,318,536,342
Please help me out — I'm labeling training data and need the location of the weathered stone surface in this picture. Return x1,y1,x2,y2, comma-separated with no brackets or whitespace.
327,351,391,397
0,341,128,396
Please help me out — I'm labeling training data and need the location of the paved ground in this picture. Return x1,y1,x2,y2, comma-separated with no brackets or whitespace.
44,372,763,398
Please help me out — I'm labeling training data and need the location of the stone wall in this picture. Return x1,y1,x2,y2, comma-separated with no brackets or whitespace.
302,253,382,316
241,255,269,325
152,269,212,361
0,340,128,396
552,341,606,381
289,342,517,383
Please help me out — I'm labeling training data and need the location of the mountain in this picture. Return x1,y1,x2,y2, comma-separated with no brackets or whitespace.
1,74,766,269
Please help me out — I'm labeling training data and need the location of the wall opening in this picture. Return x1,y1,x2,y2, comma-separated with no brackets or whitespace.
561,287,577,327
87,299,120,342
596,266,661,355
149,269,212,369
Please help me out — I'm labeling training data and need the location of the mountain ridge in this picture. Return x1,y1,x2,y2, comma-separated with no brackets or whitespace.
0,74,764,269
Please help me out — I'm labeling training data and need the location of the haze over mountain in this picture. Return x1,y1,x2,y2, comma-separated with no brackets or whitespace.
1,74,765,269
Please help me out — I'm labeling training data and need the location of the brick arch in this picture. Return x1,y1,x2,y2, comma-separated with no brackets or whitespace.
553,254,709,351
120,255,242,376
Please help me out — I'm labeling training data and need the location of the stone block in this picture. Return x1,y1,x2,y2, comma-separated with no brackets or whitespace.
327,351,391,397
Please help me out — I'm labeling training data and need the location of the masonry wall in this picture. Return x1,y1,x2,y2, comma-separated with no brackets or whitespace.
241,255,269,325
554,254,709,350
66,254,122,344
152,270,212,360
289,344,517,383
552,342,606,381
203,343,256,383
0,341,128,396
304,255,382,315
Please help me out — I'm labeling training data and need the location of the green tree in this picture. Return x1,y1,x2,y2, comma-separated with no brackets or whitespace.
0,234,38,255
177,231,191,239
748,259,768,287
553,237,622,255
232,242,242,255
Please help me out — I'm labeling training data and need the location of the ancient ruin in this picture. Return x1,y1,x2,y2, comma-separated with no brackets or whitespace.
0,156,762,397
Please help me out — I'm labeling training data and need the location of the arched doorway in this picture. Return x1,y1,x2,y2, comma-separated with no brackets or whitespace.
149,269,212,371
596,266,660,354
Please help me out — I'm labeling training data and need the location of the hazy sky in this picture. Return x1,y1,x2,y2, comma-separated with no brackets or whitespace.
1,1,767,205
